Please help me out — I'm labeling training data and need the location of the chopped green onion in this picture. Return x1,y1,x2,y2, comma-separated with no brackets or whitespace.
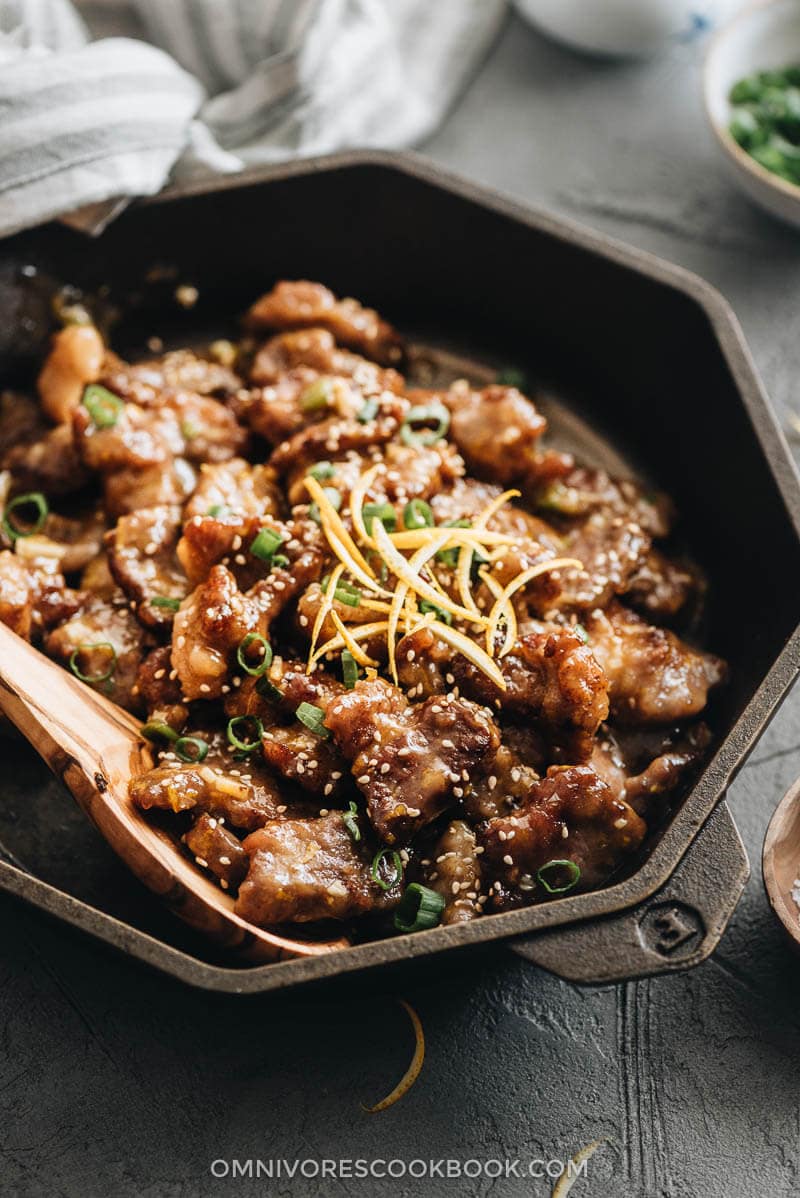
436,518,471,567
180,419,200,441
573,623,589,645
496,367,527,390
295,701,330,739
309,487,341,524
69,641,116,684
140,721,179,743
357,397,379,423
403,498,434,530
2,492,48,542
272,554,290,568
319,575,361,607
300,377,333,412
250,527,285,560
81,383,123,429
400,401,450,447
226,715,263,753
175,736,209,764
255,675,283,703
394,883,445,933
308,461,335,481
363,502,397,534
342,800,361,842
151,596,181,611
236,632,273,677
371,848,403,892
537,859,581,894
419,599,453,625
207,503,232,518
341,649,359,689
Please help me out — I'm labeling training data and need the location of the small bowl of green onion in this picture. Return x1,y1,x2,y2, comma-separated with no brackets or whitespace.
704,0,800,227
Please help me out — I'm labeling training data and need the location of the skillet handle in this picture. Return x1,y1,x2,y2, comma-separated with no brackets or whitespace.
508,801,748,984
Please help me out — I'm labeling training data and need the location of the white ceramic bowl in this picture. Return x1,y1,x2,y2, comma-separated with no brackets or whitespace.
704,0,800,227
514,0,717,58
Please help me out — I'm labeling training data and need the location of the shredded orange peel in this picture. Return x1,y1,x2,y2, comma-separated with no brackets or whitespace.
304,468,581,688
362,999,425,1113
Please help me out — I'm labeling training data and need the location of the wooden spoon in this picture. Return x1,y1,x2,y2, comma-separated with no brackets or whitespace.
763,774,800,953
0,620,348,962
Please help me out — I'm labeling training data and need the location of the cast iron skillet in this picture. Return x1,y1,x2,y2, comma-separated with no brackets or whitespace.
0,152,798,994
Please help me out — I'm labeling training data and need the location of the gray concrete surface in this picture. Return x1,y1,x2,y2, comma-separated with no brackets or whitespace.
3,13,800,1197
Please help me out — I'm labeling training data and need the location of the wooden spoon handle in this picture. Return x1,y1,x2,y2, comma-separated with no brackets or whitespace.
0,621,349,962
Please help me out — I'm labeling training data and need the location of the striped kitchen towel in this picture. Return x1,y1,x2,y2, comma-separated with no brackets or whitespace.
0,0,506,237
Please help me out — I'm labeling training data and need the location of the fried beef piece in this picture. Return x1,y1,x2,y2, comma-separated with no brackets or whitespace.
534,466,673,539
0,551,82,640
184,458,282,522
480,764,646,898
476,627,609,761
45,592,147,709
624,549,702,624
106,505,186,628
465,741,541,821
102,350,241,405
421,820,483,924
160,390,247,464
590,723,711,816
171,565,257,701
268,391,409,476
183,812,248,891
246,280,405,367
104,460,197,519
433,381,572,488
430,477,562,550
585,601,725,725
80,551,117,598
3,423,90,496
0,390,43,455
130,757,289,832
248,326,405,391
552,512,651,613
37,324,105,424
325,678,500,844
134,645,187,727
235,810,401,925
225,658,350,802
11,507,106,575
179,509,325,597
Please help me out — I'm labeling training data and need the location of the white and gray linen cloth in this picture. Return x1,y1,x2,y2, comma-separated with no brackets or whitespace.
0,0,506,238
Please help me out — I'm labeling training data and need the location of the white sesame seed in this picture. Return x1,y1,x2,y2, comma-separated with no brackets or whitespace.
503,854,513,866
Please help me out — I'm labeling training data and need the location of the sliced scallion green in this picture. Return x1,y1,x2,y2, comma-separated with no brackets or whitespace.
151,596,181,611
295,701,330,739
403,498,434,530
357,397,379,423
309,487,341,524
362,502,397,535
250,527,285,561
82,383,123,429
175,735,209,764
236,632,273,677
300,377,333,412
69,641,116,684
2,492,48,541
371,848,403,892
140,721,179,743
400,401,450,447
342,800,360,842
341,649,359,689
393,883,445,933
308,461,335,481
226,715,263,753
419,599,453,626
537,859,581,894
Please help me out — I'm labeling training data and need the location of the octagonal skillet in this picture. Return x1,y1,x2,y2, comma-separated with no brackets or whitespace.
0,152,798,994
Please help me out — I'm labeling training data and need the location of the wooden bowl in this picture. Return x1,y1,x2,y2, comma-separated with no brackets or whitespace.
763,775,800,949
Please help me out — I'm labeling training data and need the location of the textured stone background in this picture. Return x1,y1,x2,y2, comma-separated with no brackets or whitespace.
2,11,800,1197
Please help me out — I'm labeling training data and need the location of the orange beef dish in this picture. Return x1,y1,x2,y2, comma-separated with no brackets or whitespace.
0,280,726,937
